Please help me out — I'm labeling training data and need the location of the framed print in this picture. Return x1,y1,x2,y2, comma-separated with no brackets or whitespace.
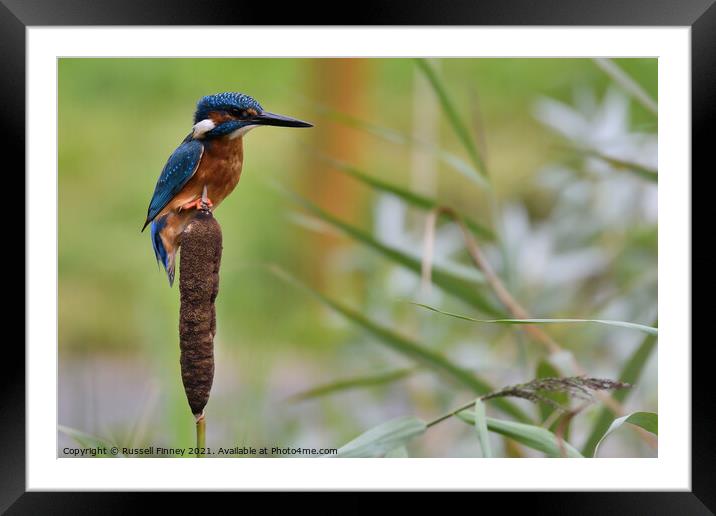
5,0,710,511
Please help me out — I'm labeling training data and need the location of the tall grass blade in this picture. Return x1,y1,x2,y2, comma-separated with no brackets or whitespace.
334,416,427,458
287,368,418,402
593,412,658,457
415,59,488,178
413,303,658,335
581,326,657,456
269,266,531,423
316,154,493,239
457,412,583,458
280,187,504,316
474,399,493,458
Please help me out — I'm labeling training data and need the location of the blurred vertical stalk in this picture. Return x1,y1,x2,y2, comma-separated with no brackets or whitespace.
410,59,439,196
307,58,371,288
411,60,447,429
413,59,440,302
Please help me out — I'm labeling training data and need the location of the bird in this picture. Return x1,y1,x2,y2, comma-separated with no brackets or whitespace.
142,92,312,286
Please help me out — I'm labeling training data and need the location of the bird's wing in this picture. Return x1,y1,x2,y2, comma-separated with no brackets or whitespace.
143,137,204,230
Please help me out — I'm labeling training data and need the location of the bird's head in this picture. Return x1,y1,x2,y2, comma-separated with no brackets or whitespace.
191,92,312,140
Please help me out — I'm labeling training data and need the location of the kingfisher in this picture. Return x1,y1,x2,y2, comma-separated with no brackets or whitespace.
142,92,312,285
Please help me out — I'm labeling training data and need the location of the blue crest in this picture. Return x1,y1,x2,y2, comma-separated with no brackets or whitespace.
194,92,263,123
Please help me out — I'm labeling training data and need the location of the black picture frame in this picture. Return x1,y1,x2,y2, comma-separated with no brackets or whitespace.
5,0,709,511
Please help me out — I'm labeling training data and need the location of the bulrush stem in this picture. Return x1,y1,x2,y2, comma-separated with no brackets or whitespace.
195,412,206,457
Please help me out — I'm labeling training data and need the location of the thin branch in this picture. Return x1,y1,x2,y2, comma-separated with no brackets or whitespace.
427,399,477,428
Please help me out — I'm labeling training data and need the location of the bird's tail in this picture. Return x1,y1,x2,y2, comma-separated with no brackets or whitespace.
150,215,176,286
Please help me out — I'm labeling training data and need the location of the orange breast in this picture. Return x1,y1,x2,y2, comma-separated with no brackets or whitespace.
161,136,245,217
197,135,245,206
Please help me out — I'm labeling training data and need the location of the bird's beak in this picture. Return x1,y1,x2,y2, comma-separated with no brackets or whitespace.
252,111,313,128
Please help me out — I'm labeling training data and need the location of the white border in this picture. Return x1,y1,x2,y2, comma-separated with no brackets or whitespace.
28,27,690,490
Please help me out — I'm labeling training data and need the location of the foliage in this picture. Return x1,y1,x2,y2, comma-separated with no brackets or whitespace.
58,58,657,458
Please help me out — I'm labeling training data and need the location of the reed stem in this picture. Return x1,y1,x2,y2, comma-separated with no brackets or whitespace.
195,412,206,457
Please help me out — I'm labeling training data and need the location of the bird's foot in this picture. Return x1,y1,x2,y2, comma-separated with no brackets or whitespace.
199,185,213,211
180,197,214,212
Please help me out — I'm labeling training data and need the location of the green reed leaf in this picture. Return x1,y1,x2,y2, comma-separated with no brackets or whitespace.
413,303,658,335
593,412,658,457
415,59,488,179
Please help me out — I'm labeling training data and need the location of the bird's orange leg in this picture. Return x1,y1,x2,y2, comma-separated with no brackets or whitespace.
180,188,214,212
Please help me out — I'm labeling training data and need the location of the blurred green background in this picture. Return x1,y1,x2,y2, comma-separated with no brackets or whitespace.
59,58,657,457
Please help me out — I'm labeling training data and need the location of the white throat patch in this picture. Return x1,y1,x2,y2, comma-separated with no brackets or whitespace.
192,119,216,139
229,124,259,139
